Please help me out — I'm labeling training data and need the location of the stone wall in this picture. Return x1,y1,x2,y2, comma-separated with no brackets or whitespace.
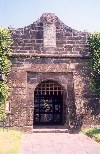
8,13,100,131
12,13,89,55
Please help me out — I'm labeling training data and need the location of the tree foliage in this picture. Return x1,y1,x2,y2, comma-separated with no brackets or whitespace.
88,32,100,98
0,28,13,120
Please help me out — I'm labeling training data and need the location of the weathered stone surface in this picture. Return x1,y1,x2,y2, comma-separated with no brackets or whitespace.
8,13,100,131
11,13,89,56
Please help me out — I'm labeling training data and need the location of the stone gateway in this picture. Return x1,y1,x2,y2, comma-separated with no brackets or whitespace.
8,13,100,131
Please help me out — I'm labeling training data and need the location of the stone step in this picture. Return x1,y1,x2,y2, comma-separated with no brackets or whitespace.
33,129,68,133
33,126,68,133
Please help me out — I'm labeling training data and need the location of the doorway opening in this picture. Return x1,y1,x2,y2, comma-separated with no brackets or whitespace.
34,80,65,125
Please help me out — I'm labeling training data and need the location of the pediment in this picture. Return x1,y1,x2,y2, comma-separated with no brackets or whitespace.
12,13,89,56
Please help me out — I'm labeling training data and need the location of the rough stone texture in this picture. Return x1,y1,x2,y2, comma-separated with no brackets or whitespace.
11,13,89,55
8,13,100,131
43,13,56,47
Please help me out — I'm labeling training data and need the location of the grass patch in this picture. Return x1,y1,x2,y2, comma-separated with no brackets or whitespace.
0,128,23,154
82,127,100,143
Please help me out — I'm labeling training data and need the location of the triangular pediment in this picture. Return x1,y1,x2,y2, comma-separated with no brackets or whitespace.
12,13,89,56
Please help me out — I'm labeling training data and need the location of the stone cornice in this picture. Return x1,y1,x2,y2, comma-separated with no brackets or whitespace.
8,53,92,59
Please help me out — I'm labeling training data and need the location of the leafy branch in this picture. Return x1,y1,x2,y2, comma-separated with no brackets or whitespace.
0,27,13,120
88,32,100,98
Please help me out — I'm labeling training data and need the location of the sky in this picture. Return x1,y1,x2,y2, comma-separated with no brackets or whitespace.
0,0,100,32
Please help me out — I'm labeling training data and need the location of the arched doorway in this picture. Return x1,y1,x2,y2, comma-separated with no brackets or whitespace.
34,80,66,125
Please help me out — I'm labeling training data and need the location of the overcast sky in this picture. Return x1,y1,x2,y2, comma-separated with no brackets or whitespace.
0,0,100,32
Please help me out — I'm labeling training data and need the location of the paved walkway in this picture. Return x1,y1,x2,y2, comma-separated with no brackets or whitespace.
20,133,100,154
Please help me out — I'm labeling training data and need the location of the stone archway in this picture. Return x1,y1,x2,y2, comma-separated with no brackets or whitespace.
33,80,66,126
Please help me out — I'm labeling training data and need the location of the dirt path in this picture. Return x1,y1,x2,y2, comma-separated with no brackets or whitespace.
20,133,100,154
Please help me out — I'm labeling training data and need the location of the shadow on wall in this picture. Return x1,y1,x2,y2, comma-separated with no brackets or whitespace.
68,99,100,134
72,61,100,133
67,103,84,134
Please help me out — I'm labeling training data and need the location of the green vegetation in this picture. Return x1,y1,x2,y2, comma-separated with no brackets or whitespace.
88,32,100,98
82,127,100,143
0,27,13,120
0,129,23,154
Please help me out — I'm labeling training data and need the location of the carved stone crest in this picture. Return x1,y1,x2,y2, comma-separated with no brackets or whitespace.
42,13,55,24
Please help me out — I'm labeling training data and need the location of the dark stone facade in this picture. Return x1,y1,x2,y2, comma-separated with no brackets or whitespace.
8,13,100,131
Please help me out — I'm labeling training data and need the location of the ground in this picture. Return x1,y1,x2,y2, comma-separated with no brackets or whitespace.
20,133,100,154
0,129,23,154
